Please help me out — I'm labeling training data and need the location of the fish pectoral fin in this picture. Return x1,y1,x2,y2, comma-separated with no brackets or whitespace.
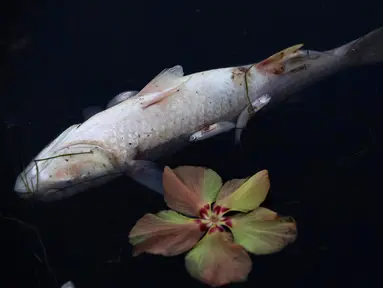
255,44,304,75
138,84,185,109
141,65,185,94
125,160,164,195
136,65,190,109
189,121,236,142
235,94,271,145
82,106,103,121
106,91,139,109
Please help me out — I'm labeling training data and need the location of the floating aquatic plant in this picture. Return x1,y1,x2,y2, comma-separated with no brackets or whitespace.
129,166,297,287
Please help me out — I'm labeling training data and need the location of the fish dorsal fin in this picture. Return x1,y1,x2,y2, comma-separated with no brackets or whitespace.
136,65,190,109
256,44,304,74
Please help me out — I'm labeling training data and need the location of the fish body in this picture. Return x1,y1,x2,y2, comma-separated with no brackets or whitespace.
72,66,248,162
14,27,383,200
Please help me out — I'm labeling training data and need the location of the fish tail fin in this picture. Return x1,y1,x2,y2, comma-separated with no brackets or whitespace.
328,26,383,66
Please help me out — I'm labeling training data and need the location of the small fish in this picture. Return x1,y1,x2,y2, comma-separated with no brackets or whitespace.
189,121,236,142
235,94,271,145
14,27,383,201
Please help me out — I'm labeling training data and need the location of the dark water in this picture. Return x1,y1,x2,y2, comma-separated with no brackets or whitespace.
1,0,382,287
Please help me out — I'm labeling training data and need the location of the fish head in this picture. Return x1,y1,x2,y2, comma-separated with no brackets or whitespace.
14,125,121,201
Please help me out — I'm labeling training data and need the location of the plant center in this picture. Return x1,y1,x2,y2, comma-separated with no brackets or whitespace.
195,204,232,233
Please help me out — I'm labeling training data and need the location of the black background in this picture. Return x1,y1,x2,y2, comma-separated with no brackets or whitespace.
1,0,382,287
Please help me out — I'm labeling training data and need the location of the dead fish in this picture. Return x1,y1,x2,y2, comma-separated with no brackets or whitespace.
14,27,383,201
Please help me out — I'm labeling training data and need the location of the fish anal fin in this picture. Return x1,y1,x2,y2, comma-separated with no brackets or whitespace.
256,44,304,75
